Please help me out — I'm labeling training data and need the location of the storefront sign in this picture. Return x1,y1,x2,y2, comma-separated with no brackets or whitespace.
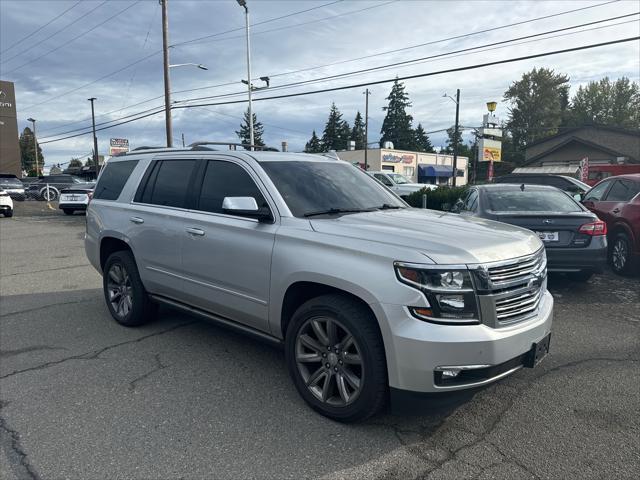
382,152,415,164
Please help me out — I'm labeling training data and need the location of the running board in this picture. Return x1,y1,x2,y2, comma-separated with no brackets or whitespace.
149,294,283,347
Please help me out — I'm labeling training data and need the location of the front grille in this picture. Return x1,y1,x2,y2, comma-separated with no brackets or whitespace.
494,286,543,322
487,250,546,287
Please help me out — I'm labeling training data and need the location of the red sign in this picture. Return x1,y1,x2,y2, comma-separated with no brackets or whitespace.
580,157,589,183
487,160,494,182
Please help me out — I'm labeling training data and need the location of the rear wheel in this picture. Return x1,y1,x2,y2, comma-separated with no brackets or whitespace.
40,188,58,201
610,232,633,275
3,209,13,218
63,209,74,215
285,294,387,422
103,250,157,326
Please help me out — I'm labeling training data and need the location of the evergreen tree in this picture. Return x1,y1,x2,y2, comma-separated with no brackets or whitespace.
304,130,323,153
235,108,265,149
503,68,570,156
350,111,366,150
321,103,350,151
413,123,434,152
444,126,473,158
380,79,416,150
18,127,43,175
68,158,83,168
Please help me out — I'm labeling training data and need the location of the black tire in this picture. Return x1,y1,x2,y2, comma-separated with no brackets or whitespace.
103,250,157,327
567,270,593,282
609,232,634,275
40,188,58,201
63,209,74,215
4,209,13,218
285,294,387,423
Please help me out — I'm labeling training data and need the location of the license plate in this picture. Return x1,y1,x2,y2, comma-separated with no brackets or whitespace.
536,231,559,242
524,333,551,368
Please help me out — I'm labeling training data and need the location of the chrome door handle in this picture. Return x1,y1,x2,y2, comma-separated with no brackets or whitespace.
129,216,144,224
186,227,205,236
612,208,620,214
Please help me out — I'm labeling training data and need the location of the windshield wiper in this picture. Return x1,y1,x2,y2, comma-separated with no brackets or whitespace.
377,203,403,210
303,207,376,217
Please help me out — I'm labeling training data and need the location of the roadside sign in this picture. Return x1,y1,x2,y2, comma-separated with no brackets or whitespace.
109,138,129,156
580,157,589,183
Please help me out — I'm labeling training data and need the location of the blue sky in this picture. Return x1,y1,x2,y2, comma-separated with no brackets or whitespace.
1,0,639,167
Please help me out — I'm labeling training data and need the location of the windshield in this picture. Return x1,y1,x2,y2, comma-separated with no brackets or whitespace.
260,161,405,217
0,178,20,185
387,173,410,184
487,190,582,213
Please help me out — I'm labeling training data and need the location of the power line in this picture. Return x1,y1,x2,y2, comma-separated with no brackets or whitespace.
3,1,142,75
39,36,640,145
37,18,638,140
1,1,108,65
0,0,83,54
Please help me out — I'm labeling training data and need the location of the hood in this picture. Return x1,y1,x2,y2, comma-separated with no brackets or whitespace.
310,208,542,265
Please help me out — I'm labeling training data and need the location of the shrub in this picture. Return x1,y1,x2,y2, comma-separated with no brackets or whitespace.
404,185,468,211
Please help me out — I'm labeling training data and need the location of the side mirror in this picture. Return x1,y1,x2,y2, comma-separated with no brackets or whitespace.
222,196,273,222
573,193,583,202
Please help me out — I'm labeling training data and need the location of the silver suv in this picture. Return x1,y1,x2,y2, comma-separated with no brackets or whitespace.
85,146,553,422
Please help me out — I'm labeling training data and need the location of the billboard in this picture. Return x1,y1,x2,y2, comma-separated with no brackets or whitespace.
478,138,502,162
0,80,22,177
109,138,129,156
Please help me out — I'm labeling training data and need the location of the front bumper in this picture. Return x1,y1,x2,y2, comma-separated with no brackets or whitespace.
371,290,553,393
545,237,607,273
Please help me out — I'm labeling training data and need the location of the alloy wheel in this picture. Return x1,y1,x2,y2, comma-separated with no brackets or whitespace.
295,316,364,406
106,263,133,319
612,239,628,271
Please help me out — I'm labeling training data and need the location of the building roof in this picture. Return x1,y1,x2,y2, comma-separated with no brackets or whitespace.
525,125,640,149
513,165,580,175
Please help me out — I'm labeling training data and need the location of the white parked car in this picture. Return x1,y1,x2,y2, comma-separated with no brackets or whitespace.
58,185,94,215
0,189,14,217
367,171,437,198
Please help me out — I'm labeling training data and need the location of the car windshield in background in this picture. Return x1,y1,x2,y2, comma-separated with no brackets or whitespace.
388,173,410,184
487,190,582,213
261,161,405,217
0,178,21,185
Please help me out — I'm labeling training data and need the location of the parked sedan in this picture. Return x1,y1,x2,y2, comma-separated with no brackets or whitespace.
58,185,94,215
367,171,436,198
453,184,607,281
0,189,14,217
26,175,88,201
582,173,640,275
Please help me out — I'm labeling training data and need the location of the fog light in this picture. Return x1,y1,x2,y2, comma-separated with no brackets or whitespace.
440,368,461,378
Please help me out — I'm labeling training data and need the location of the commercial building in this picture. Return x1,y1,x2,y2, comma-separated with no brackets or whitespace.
338,147,468,186
0,80,21,177
518,126,640,181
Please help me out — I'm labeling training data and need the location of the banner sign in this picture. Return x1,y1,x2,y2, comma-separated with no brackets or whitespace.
109,138,129,156
488,160,494,182
580,157,589,183
382,152,415,164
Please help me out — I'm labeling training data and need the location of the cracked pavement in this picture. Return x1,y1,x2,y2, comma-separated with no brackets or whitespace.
1,209,639,479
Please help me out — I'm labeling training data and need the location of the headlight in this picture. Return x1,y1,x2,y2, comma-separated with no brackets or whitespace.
395,264,479,325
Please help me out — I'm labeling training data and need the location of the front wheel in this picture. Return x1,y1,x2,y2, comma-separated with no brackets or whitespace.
285,294,387,422
40,188,58,201
103,250,157,326
610,232,634,275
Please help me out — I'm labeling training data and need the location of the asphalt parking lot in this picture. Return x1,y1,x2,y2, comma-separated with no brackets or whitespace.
1,205,639,480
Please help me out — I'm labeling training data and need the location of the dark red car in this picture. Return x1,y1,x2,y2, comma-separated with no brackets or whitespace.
582,174,640,275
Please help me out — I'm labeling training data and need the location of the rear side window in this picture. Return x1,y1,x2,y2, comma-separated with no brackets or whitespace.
605,180,640,202
94,160,139,200
584,180,612,202
197,160,266,214
138,159,196,208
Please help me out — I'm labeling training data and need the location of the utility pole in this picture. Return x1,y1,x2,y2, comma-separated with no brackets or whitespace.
363,88,370,170
452,88,460,187
181,132,185,147
160,0,172,147
237,0,253,149
88,97,98,166
27,117,38,176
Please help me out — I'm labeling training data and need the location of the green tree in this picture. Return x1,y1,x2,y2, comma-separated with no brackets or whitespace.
321,103,350,151
235,108,265,149
443,126,473,158
304,130,323,153
18,127,43,175
567,77,640,128
380,79,416,150
351,111,366,150
503,68,570,157
68,158,83,168
413,123,434,152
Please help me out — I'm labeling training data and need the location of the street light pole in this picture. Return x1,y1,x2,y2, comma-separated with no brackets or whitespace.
237,0,254,149
363,88,370,170
27,117,38,176
88,97,98,166
160,0,172,147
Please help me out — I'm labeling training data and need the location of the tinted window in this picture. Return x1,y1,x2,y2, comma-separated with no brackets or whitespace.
463,190,478,211
605,180,640,202
583,180,611,201
197,160,266,214
143,160,196,208
94,160,139,200
261,161,405,217
486,189,581,213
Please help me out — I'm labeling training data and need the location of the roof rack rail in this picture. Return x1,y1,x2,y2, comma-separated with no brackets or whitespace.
188,141,279,152
132,146,171,151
